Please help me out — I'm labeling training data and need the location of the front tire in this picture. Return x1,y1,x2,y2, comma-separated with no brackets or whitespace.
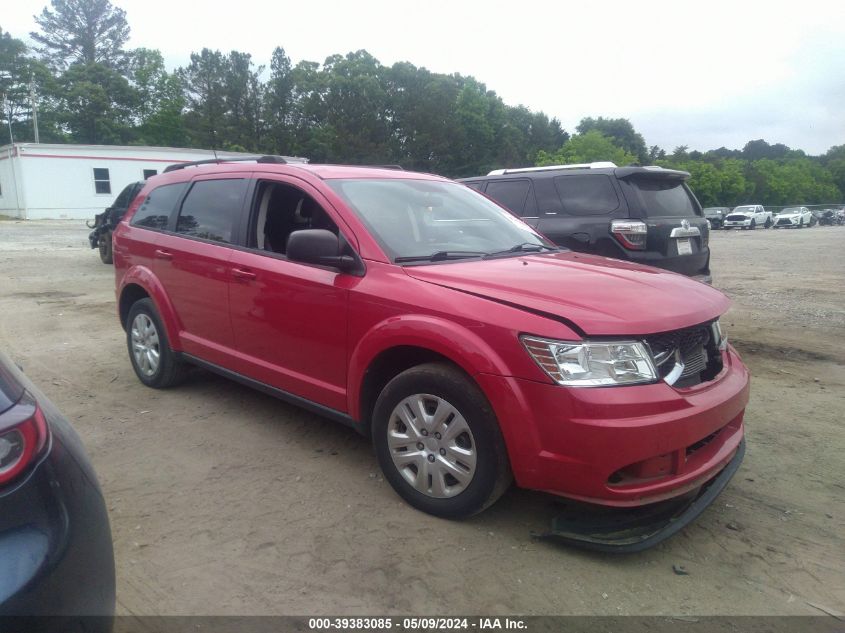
372,363,512,518
98,230,113,264
126,298,186,388
749,220,756,230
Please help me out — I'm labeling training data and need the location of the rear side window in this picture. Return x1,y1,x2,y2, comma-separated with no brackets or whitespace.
176,179,248,244
485,180,530,216
628,179,698,217
554,175,620,215
130,183,187,230
462,181,484,191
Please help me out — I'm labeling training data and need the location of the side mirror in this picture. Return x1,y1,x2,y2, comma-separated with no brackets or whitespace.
286,229,359,273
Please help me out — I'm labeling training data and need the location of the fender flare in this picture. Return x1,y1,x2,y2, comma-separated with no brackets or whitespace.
118,266,184,350
347,314,512,421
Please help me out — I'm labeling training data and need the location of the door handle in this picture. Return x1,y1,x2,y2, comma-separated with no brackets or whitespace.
154,249,173,260
231,267,257,281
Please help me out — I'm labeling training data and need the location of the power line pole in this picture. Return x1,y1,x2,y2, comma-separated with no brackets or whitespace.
29,77,39,144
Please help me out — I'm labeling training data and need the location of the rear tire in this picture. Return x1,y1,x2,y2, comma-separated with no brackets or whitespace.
98,230,113,264
764,218,772,228
372,363,512,518
126,298,186,388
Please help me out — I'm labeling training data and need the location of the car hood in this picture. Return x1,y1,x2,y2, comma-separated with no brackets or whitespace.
404,252,729,336
778,213,801,219
728,212,753,217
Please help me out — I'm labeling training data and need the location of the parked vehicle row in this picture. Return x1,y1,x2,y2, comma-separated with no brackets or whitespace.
705,204,845,230
111,156,749,551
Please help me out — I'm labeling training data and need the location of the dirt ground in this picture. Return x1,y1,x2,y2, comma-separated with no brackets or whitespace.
0,220,843,617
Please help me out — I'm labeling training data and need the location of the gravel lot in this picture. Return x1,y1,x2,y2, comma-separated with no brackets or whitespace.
0,220,843,616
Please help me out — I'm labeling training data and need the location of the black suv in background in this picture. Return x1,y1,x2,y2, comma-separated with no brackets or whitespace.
703,207,730,229
459,163,711,283
88,181,144,264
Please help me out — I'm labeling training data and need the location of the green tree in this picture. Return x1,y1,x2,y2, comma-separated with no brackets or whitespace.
576,117,648,163
661,158,750,207
821,144,845,199
742,139,795,161
179,48,227,148
128,48,186,146
384,62,462,173
318,50,391,163
263,47,295,154
57,62,135,143
31,0,130,70
223,51,264,151
537,130,637,166
1,28,31,141
452,80,496,175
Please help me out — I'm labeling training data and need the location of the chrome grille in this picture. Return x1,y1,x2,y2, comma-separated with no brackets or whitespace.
644,323,721,386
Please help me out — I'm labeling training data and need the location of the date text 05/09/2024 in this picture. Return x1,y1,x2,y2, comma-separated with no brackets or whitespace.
308,617,528,630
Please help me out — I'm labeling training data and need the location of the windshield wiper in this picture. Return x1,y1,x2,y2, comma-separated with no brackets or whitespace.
395,250,487,263
483,242,558,259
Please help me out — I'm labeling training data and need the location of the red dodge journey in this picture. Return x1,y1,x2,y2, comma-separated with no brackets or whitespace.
114,158,748,546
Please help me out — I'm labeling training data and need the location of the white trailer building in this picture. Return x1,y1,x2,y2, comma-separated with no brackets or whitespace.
0,143,291,220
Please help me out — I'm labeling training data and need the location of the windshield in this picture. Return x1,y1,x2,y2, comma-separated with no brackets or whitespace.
703,208,724,214
327,178,553,263
781,207,802,214
733,206,755,213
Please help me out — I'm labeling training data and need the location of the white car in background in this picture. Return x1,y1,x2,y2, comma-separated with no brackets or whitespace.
723,204,773,230
774,206,814,228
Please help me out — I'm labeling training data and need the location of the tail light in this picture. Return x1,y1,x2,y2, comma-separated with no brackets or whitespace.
0,393,49,487
611,220,647,250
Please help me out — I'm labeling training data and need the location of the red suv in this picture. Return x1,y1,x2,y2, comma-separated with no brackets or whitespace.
113,157,749,542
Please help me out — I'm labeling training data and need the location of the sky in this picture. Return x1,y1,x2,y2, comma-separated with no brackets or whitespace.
3,0,845,155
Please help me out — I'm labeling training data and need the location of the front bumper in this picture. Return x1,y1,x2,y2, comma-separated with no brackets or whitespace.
536,439,745,552
723,218,752,228
478,346,749,507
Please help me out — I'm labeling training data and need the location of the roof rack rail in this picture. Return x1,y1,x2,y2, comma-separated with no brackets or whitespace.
163,155,289,173
487,161,617,176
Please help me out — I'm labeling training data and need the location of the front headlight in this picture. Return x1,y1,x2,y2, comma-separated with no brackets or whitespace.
521,336,658,387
